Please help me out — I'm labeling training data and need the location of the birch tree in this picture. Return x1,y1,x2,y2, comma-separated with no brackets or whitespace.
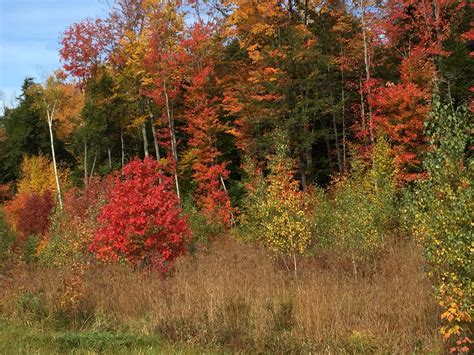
30,74,70,209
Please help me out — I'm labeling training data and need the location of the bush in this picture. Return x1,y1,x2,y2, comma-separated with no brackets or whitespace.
403,99,473,351
19,234,41,264
3,193,28,235
182,197,225,245
16,191,54,240
89,158,191,274
238,138,312,276
0,209,15,264
38,211,93,267
311,135,398,275
3,191,54,261
0,183,13,203
38,177,112,267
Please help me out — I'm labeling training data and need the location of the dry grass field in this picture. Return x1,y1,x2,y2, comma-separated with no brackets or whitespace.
1,237,442,354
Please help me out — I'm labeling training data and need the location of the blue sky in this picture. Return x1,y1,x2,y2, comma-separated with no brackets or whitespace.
0,0,107,108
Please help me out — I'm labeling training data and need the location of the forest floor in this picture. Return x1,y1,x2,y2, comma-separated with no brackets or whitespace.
0,238,443,354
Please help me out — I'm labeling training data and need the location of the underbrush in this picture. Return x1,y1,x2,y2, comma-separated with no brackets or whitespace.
0,238,442,353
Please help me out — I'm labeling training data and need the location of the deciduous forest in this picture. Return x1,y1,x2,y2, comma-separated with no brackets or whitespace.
0,0,472,353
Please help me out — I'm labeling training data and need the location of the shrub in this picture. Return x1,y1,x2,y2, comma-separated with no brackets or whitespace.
38,211,94,267
403,99,473,351
182,198,225,245
311,135,398,275
323,170,382,275
63,176,112,221
3,191,54,261
16,191,54,240
0,183,13,203
38,177,111,267
3,193,28,234
370,134,399,234
19,234,41,264
3,154,69,239
239,137,312,276
89,157,191,274
0,208,15,263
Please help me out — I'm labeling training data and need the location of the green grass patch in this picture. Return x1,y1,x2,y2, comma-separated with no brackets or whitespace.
0,318,219,354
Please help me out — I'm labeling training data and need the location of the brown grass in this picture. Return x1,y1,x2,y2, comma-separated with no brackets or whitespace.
0,237,442,353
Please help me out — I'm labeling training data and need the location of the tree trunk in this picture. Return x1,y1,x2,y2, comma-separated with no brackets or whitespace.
141,122,149,157
340,46,347,171
148,101,160,160
84,138,88,186
108,146,112,170
360,0,374,143
89,148,98,179
293,253,298,279
359,75,366,132
47,116,63,209
300,158,307,190
121,128,125,169
321,120,333,170
352,251,358,280
140,98,149,157
219,174,235,226
306,145,313,184
304,0,308,25
163,81,181,202
330,92,342,173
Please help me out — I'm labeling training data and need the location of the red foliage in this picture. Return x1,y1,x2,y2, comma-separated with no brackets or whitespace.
362,0,469,181
181,24,233,226
59,18,116,86
89,158,190,274
370,82,429,182
16,191,54,240
3,194,27,234
0,183,13,203
384,0,466,58
64,176,114,221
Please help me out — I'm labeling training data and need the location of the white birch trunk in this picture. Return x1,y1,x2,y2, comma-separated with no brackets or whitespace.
46,105,63,210
163,81,180,202
360,0,374,143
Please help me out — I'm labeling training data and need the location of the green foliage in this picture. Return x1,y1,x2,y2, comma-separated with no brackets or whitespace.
0,79,51,183
38,210,93,267
0,209,15,264
312,136,398,272
19,234,41,264
370,134,399,233
0,319,210,354
15,292,48,321
402,99,473,346
182,198,225,246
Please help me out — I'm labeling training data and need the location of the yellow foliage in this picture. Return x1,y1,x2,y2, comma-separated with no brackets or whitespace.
17,155,70,197
240,138,311,258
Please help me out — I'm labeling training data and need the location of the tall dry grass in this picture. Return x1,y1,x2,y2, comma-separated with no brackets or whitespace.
0,238,442,353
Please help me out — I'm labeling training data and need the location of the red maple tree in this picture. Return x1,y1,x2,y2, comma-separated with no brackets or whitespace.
60,18,116,87
181,23,233,226
89,157,191,274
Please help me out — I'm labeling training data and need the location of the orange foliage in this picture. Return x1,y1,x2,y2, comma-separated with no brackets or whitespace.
370,83,430,182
